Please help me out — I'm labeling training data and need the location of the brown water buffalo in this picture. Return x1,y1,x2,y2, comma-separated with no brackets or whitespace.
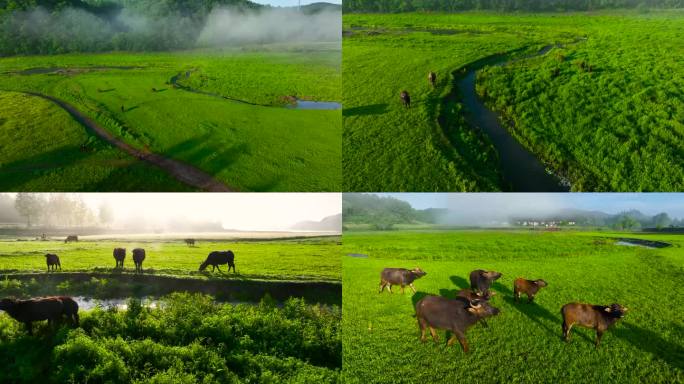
0,297,64,335
132,248,145,273
469,269,502,295
379,267,426,294
561,302,628,347
45,253,61,272
400,90,411,108
184,238,196,247
514,278,548,303
113,248,126,268
428,71,436,87
64,235,78,243
199,251,235,273
415,295,500,353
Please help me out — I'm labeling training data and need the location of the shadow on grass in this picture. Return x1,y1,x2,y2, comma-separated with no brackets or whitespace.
450,275,470,290
0,146,92,190
343,104,388,117
613,322,684,371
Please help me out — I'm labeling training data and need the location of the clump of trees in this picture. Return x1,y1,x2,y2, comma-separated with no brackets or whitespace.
13,193,111,228
343,0,684,13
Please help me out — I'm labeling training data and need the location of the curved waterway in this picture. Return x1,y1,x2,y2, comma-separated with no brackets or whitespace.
455,45,569,192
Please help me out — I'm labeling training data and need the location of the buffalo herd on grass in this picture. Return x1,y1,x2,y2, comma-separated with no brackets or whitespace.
379,267,628,353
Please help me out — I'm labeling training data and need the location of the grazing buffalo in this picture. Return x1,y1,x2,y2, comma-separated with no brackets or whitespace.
400,90,411,108
456,288,496,302
199,251,235,273
415,295,500,353
64,235,78,243
469,269,502,295
0,297,64,335
55,296,79,326
428,71,436,87
379,267,426,294
184,238,196,247
45,253,61,272
561,303,628,347
513,278,548,303
113,248,126,268
132,248,145,273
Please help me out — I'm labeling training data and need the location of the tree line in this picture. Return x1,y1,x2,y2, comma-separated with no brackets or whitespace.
12,193,113,228
343,0,684,12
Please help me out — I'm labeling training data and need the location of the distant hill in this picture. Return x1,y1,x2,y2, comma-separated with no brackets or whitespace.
343,194,442,227
291,213,341,231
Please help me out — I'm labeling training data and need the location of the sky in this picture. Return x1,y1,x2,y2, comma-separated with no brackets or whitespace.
253,0,341,6
11,193,340,231
376,193,684,219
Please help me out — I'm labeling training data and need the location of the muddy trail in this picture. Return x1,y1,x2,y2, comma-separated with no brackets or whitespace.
0,272,341,305
18,91,235,192
445,45,571,192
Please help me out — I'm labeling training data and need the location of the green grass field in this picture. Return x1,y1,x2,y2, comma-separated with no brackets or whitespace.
343,12,684,191
0,45,341,191
342,229,684,382
0,236,340,282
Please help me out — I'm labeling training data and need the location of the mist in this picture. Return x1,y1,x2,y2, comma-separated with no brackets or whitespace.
198,8,341,46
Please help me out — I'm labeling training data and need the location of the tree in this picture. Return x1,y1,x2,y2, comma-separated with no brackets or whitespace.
652,212,671,229
14,193,45,227
99,202,114,227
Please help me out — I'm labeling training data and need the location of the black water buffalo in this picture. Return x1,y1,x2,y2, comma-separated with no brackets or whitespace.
415,295,500,353
379,267,426,294
428,71,436,87
469,269,502,295
514,278,548,303
113,248,126,268
561,303,628,347
54,296,79,326
132,248,145,273
64,235,78,243
400,90,411,108
199,251,235,273
45,253,61,272
0,297,64,335
184,238,196,247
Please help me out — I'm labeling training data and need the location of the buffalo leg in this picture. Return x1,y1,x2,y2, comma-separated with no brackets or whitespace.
379,280,386,293
528,294,534,303
400,285,405,294
387,284,393,293
595,330,603,348
447,334,458,346
454,332,469,353
562,321,572,341
417,317,428,342
428,327,439,343
216,265,222,272
409,283,416,293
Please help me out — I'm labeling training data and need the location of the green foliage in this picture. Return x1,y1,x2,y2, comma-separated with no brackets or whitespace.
0,293,341,383
342,230,684,383
342,193,446,227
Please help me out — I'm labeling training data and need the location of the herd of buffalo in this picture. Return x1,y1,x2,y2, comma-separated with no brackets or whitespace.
399,71,438,109
379,267,628,352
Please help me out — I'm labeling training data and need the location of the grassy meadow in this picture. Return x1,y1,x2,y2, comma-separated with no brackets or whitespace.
0,45,341,192
342,229,684,383
0,236,340,282
343,11,684,191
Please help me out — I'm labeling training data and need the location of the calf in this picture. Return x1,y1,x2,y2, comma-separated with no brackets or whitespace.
199,251,235,273
132,248,145,273
561,302,628,347
64,235,78,243
415,295,500,353
113,248,126,268
0,297,64,335
184,238,196,247
428,71,437,87
400,91,411,108
45,253,61,272
379,267,426,294
469,269,502,295
513,278,548,303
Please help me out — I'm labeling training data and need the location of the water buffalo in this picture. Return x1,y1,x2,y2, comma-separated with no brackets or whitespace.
55,296,79,326
428,71,436,87
513,278,548,303
184,238,196,247
0,297,64,335
469,269,502,295
561,303,628,347
400,90,411,108
113,248,126,268
199,251,235,273
456,288,496,302
132,248,145,273
45,253,61,272
64,235,78,243
379,267,426,294
415,295,500,353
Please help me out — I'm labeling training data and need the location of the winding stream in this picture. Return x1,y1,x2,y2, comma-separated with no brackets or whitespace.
455,45,569,192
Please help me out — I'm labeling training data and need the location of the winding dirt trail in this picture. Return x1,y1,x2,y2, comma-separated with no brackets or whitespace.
22,91,235,192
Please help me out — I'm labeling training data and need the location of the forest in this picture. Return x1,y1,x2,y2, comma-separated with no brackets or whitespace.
343,0,684,12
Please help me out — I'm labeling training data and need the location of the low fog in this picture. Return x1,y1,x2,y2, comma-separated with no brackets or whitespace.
2,193,341,233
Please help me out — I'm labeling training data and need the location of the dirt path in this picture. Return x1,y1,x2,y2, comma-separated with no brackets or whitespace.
23,91,235,192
